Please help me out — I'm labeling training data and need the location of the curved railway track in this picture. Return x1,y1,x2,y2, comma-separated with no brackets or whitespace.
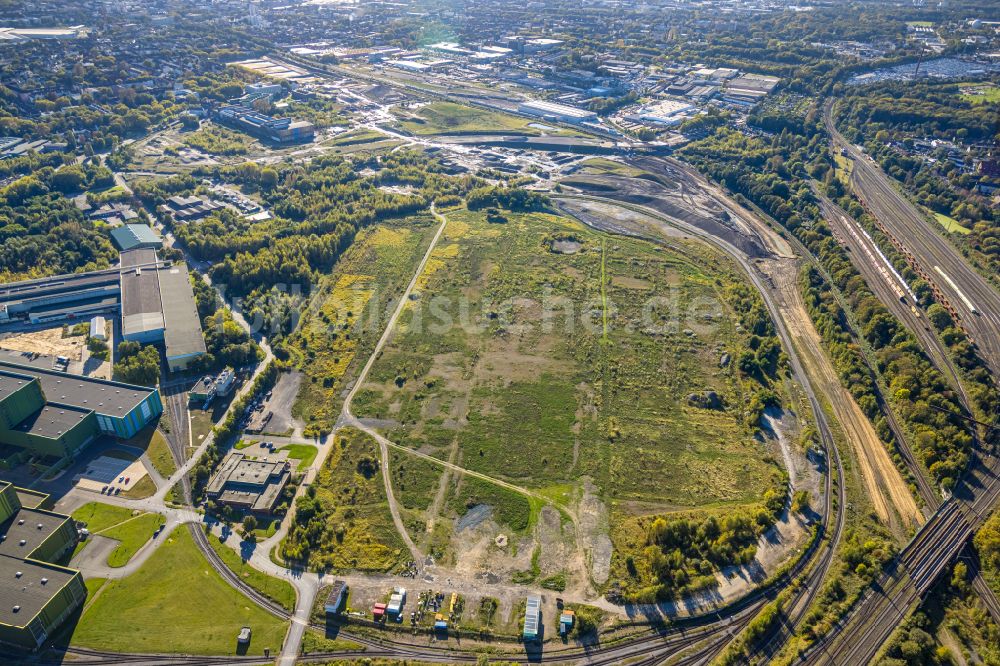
19,184,847,666
552,191,848,662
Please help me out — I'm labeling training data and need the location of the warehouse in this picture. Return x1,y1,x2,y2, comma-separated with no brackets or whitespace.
0,251,206,374
156,264,208,372
633,99,695,126
120,263,165,344
0,482,86,651
0,360,162,457
0,270,121,325
517,100,597,124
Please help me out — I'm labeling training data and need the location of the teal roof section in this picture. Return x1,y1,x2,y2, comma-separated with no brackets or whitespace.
110,224,162,251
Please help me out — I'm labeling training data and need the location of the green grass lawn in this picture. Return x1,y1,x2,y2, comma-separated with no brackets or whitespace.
933,212,971,235
72,502,164,567
104,513,165,567
205,533,296,612
395,101,539,136
71,528,288,655
72,502,137,533
121,425,177,478
278,444,318,469
121,475,157,499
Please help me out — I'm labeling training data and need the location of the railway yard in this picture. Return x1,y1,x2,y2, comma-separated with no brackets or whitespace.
1,3,999,665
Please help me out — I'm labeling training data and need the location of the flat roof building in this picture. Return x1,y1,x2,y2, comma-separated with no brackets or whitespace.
0,252,206,375
634,99,695,126
156,264,207,372
120,264,165,344
518,100,597,124
0,482,86,651
205,451,291,514
0,359,162,455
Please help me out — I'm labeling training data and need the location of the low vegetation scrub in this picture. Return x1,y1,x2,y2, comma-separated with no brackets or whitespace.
280,428,407,572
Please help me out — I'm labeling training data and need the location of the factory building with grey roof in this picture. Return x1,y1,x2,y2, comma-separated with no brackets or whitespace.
0,250,206,373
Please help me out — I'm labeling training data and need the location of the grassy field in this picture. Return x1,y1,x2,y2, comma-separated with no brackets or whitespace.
394,101,539,136
121,426,177,478
287,218,439,437
932,211,972,235
205,533,297,612
300,630,364,655
575,158,647,178
323,128,386,146
70,528,288,655
279,444,319,469
279,427,408,572
121,476,157,499
72,502,165,567
962,83,1000,104
344,207,785,588
180,123,258,156
354,208,779,506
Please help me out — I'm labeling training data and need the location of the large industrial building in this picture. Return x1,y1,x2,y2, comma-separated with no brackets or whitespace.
215,105,315,144
0,250,206,373
517,100,597,124
0,482,85,650
0,358,162,459
632,99,695,126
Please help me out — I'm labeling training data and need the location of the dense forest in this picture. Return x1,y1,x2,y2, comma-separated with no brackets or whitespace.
0,165,118,282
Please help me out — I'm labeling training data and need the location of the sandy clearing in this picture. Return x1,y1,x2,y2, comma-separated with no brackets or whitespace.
776,270,922,528
0,327,86,360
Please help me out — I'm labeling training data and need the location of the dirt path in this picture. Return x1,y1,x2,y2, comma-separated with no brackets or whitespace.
772,266,922,528
339,203,452,569
338,204,596,593
424,434,459,536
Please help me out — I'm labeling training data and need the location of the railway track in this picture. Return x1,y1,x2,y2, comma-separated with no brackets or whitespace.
552,190,848,663
793,100,1000,664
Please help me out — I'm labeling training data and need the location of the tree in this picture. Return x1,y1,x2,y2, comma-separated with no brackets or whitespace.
113,342,160,386
792,490,810,514
50,167,85,194
260,168,279,190
241,514,258,542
